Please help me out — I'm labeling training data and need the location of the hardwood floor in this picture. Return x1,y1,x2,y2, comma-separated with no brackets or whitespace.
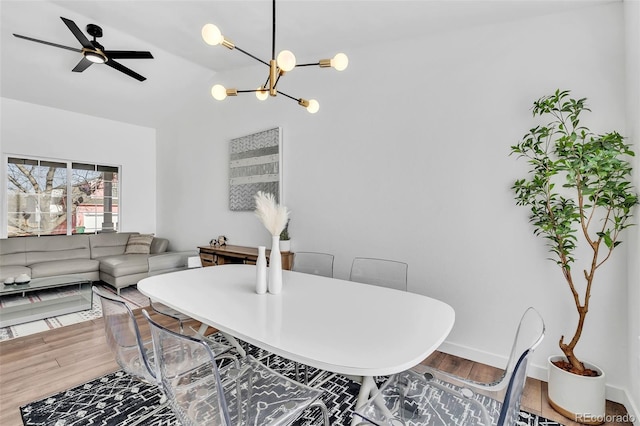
0,308,633,426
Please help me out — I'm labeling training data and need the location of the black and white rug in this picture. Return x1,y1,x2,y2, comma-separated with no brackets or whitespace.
21,341,564,426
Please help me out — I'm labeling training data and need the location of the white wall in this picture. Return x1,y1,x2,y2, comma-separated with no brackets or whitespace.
624,0,640,419
156,2,632,402
157,3,627,398
0,97,157,235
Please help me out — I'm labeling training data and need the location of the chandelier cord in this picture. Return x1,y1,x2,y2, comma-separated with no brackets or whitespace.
272,0,276,60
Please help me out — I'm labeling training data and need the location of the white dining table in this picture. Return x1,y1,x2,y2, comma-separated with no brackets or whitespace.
137,264,455,424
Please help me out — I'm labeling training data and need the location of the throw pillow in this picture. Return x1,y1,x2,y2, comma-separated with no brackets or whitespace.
124,234,155,254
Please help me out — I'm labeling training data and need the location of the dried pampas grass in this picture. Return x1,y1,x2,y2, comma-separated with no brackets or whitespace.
254,191,290,236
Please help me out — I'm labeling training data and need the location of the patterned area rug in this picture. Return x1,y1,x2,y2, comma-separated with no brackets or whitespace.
0,283,148,341
21,338,565,426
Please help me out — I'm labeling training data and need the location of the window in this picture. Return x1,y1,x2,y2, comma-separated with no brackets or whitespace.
7,157,119,237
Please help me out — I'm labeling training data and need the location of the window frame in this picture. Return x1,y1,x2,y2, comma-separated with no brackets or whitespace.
4,154,121,238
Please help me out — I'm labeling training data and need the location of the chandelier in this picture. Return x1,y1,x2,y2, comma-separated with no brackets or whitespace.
201,0,348,113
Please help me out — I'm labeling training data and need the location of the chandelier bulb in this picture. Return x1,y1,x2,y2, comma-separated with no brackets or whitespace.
202,24,223,46
306,99,320,114
331,53,349,71
211,84,228,101
276,50,297,72
256,87,269,101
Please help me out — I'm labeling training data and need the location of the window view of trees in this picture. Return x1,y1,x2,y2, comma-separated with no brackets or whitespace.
7,157,119,237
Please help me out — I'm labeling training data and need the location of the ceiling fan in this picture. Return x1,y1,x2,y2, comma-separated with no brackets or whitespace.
13,17,153,81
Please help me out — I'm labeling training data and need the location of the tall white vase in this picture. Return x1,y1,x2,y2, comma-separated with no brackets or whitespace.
268,235,283,294
256,246,267,294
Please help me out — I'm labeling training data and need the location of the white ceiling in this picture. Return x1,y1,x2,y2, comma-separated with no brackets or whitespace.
1,0,609,128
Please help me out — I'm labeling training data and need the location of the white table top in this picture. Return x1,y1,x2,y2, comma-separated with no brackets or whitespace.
138,264,455,377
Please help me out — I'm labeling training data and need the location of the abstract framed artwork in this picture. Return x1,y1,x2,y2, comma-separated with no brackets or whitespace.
229,127,282,211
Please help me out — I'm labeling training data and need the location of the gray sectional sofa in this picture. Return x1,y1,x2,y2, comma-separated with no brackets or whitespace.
0,232,189,293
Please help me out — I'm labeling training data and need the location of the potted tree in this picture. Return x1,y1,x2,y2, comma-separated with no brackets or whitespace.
511,89,638,423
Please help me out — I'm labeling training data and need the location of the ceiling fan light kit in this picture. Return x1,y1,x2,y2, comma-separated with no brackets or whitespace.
13,17,154,81
203,0,348,113
82,48,107,64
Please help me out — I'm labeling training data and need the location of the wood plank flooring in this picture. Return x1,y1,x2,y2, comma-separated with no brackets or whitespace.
0,308,633,426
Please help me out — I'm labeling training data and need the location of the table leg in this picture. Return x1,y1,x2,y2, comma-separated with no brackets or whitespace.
219,331,247,358
350,375,395,425
196,323,209,337
351,375,376,426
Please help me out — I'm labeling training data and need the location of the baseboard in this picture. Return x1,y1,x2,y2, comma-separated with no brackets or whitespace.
438,340,637,416
625,395,640,426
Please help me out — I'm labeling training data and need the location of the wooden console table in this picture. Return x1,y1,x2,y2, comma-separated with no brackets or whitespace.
198,245,293,270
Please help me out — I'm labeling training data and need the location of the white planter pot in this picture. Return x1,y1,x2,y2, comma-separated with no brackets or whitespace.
547,355,606,425
279,240,291,252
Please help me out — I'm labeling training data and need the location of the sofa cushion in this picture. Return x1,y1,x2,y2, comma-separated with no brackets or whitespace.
150,237,169,254
89,232,137,258
124,234,154,254
25,235,91,264
0,265,31,281
98,254,149,277
0,238,27,266
29,259,100,279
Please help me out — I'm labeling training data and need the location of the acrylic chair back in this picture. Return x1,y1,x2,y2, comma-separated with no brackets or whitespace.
92,286,156,384
142,309,231,426
349,257,408,291
496,348,534,425
494,307,545,393
292,252,334,277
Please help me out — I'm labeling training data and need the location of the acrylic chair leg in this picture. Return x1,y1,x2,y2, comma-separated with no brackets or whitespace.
309,400,330,426
295,362,310,384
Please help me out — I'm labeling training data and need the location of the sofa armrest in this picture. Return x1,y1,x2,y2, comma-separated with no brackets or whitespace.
148,251,198,276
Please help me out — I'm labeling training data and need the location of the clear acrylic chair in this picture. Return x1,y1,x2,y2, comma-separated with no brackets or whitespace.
292,252,334,277
354,307,545,426
142,309,330,426
93,286,158,385
290,251,335,383
349,257,408,291
148,252,204,334
93,286,232,378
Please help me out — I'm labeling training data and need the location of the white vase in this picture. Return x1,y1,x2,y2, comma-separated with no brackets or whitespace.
268,235,283,294
547,355,606,425
256,246,267,294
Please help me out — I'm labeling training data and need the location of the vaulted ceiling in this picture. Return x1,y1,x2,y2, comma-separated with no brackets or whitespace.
1,0,607,128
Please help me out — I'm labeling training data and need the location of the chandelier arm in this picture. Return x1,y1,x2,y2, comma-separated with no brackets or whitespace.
277,90,300,102
234,46,270,67
272,73,284,90
295,62,321,67
237,89,262,93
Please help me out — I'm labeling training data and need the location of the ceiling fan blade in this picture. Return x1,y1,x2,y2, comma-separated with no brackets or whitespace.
104,50,153,59
60,17,93,49
105,59,146,81
13,34,81,53
72,57,93,73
